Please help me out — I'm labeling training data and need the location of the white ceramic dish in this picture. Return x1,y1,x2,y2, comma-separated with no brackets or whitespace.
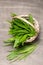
13,15,40,42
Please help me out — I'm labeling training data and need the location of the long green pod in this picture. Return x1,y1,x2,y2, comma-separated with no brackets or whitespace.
7,43,37,60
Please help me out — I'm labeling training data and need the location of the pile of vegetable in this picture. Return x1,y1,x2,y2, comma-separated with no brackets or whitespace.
4,13,39,61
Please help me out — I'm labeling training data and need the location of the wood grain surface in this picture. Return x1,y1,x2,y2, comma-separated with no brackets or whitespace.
0,0,43,65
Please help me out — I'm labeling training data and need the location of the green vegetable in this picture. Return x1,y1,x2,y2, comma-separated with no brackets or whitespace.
4,13,38,61
7,43,37,60
11,13,17,17
28,14,34,24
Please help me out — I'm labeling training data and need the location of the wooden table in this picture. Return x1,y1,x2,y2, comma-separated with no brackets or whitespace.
0,0,43,65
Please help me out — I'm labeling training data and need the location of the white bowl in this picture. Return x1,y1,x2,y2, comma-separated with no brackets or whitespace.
13,15,40,42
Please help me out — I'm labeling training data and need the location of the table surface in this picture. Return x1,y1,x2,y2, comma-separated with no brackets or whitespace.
0,0,43,65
